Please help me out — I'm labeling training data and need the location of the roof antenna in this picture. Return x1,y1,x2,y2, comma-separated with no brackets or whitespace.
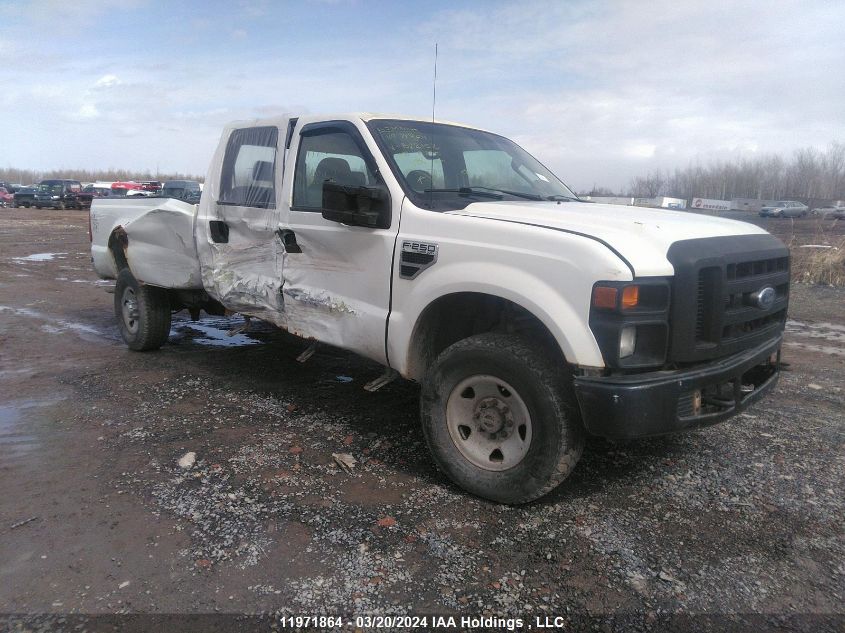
429,43,438,209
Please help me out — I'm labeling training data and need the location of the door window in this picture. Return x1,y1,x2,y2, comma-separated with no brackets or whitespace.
292,130,376,210
219,126,278,209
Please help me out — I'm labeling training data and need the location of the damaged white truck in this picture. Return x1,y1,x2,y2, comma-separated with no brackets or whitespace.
90,114,789,503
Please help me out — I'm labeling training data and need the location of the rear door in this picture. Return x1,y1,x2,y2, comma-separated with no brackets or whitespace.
196,123,287,325
277,120,400,364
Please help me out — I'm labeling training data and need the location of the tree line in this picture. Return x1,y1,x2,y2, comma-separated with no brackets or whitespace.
0,167,204,186
585,142,845,205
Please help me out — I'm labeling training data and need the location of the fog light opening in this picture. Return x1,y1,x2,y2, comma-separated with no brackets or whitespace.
692,390,702,416
619,325,637,358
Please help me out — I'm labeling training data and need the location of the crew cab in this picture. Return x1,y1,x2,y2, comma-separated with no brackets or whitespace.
90,114,789,503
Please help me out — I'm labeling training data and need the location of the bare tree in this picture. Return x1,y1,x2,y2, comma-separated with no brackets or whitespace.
615,142,845,205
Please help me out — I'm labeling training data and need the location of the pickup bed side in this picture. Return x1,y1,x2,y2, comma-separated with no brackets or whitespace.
91,197,203,289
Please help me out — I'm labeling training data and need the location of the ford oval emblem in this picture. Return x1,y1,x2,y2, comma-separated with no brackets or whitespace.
750,286,776,310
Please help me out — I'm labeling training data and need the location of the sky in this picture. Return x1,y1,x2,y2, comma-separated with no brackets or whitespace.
1,0,843,191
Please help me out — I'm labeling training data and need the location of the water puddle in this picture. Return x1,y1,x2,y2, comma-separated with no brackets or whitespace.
785,320,845,356
169,315,267,348
68,279,114,287
0,399,61,464
784,341,845,357
12,252,67,263
0,305,114,341
786,320,845,342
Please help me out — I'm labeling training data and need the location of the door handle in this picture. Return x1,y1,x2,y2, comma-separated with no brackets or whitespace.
209,220,229,243
277,229,302,253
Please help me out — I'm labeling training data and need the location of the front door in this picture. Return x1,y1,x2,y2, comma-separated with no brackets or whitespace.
279,120,399,364
196,123,287,326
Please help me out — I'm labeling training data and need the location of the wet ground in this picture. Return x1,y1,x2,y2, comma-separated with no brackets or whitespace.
0,208,843,631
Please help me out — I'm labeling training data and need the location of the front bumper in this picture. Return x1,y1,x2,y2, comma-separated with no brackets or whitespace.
574,335,781,440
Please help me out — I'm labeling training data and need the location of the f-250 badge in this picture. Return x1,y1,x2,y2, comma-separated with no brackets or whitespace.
400,240,438,279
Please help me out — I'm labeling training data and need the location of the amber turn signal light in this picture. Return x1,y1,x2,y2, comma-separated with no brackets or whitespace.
621,285,640,309
592,286,618,309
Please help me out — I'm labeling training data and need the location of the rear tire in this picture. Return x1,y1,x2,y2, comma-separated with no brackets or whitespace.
114,268,171,351
420,333,584,504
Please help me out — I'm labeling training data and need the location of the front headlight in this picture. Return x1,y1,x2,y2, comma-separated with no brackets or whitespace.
52,195,60,199
589,279,671,369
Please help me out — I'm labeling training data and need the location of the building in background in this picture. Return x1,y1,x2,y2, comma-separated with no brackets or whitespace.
581,196,634,206
691,197,732,211
634,196,687,209
730,198,765,212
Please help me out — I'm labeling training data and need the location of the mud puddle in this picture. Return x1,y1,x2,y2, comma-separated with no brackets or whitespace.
0,306,117,343
11,252,67,263
0,399,63,466
168,315,271,348
785,319,845,356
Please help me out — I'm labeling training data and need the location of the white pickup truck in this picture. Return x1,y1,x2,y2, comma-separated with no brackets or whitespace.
90,113,789,503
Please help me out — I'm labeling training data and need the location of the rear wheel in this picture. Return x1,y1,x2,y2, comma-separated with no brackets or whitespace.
421,333,583,504
114,268,171,351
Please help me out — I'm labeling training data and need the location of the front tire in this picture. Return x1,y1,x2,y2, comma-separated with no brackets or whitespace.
420,333,584,504
114,268,171,351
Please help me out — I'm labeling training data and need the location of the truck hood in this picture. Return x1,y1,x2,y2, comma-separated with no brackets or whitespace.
453,200,769,277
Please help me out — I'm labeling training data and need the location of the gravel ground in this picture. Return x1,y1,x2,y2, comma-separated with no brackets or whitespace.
0,208,843,632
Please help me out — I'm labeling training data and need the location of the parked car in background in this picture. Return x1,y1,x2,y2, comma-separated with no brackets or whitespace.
12,186,38,207
160,179,202,202
759,201,808,218
34,180,83,209
76,184,114,208
111,181,146,197
812,205,845,218
0,187,13,207
140,181,163,193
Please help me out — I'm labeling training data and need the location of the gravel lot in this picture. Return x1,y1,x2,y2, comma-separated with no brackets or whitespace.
0,208,843,632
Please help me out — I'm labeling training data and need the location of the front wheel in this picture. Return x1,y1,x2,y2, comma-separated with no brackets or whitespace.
421,333,584,504
114,268,172,351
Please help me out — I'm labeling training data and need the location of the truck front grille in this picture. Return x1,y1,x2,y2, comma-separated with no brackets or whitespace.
668,235,789,363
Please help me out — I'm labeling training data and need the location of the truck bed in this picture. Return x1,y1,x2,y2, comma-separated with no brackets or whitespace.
90,197,203,289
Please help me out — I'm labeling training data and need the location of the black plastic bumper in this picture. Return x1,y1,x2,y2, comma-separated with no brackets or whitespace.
574,335,782,440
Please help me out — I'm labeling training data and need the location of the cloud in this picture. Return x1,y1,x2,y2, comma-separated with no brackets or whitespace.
411,0,845,189
0,0,841,188
76,103,100,119
95,74,121,88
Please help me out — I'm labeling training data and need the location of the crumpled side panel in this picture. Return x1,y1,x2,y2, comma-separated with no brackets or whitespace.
201,239,288,328
97,198,203,289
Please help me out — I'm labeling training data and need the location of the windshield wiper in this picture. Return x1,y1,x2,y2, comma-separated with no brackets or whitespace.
546,194,579,202
424,186,543,201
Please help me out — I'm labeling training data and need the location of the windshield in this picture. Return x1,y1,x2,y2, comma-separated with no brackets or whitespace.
38,184,64,194
367,119,577,211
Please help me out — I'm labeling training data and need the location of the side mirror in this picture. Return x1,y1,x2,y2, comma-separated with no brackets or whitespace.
321,182,390,229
